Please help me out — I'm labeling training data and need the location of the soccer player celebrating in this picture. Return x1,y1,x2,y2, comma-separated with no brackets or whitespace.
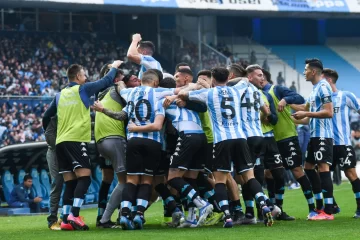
43,60,122,230
127,33,162,79
292,58,335,220
260,69,316,219
178,67,276,227
323,68,360,218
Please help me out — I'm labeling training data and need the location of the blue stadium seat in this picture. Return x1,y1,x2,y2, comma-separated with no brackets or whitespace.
17,169,26,184
30,168,49,209
40,170,51,198
1,170,14,204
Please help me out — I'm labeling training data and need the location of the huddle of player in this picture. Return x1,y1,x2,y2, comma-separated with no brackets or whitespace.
45,33,360,231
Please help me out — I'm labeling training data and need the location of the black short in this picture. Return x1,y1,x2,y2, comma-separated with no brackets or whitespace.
204,143,214,173
126,137,162,176
277,137,303,169
155,151,170,176
213,139,253,173
169,132,207,171
56,141,91,173
99,155,113,170
306,137,333,165
247,136,264,162
332,145,357,171
260,137,283,170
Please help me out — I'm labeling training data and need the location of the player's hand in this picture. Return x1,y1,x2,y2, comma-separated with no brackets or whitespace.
278,99,287,112
111,60,123,69
163,95,177,108
127,122,137,132
34,197,42,203
176,99,187,108
92,100,104,112
197,79,210,89
292,111,307,120
178,90,188,100
132,33,142,42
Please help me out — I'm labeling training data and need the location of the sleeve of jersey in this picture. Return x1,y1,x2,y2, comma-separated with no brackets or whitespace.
155,88,175,100
155,99,166,116
345,92,360,112
188,89,208,103
277,86,305,104
319,83,332,104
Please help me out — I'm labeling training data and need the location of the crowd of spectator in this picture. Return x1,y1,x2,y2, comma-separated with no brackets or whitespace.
0,101,48,147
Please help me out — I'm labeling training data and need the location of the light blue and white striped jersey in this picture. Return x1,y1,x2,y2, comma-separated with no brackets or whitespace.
156,99,203,134
189,86,246,144
332,91,360,146
234,80,264,138
138,55,163,79
306,79,333,139
120,86,173,143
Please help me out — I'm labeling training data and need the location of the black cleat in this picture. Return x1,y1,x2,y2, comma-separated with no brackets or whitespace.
276,211,295,221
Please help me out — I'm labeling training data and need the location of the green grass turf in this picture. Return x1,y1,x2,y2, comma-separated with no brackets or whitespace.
0,183,359,240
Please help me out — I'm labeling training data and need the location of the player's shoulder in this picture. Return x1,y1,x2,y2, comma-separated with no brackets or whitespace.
141,54,156,62
341,90,357,98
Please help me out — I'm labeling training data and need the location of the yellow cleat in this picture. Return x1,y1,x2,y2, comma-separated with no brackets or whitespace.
203,212,224,226
49,221,61,231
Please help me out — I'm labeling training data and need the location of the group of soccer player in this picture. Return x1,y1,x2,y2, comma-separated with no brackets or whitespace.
43,33,360,231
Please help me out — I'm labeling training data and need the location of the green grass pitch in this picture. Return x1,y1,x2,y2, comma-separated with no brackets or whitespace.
0,183,359,240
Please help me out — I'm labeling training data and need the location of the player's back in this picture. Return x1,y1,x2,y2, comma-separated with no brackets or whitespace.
332,90,360,145
236,82,263,138
124,86,172,143
207,86,245,143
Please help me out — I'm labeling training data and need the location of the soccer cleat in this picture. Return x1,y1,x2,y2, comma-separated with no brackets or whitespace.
178,219,198,228
161,217,173,227
203,212,224,226
276,212,295,221
271,205,282,218
97,220,120,228
68,214,89,230
353,210,360,219
307,211,319,220
223,216,233,228
232,211,245,225
197,203,214,226
241,213,257,225
171,208,184,227
333,205,341,214
133,215,145,230
96,215,102,227
310,212,334,220
49,221,61,230
60,222,74,231
262,206,274,227
119,216,135,230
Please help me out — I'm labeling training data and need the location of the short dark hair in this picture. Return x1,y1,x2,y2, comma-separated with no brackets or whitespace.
138,41,155,55
197,69,211,79
141,70,158,84
159,77,176,88
176,68,193,77
175,62,190,72
24,174,32,182
67,64,83,80
122,74,135,84
211,67,229,83
262,69,273,84
100,63,111,78
246,64,262,75
147,69,163,82
305,58,323,72
228,64,246,77
322,68,339,83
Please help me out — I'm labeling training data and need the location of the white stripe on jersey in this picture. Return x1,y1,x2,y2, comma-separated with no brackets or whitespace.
120,86,173,143
156,100,203,132
189,86,246,144
233,81,264,138
138,55,163,79
332,90,360,145
306,79,333,138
